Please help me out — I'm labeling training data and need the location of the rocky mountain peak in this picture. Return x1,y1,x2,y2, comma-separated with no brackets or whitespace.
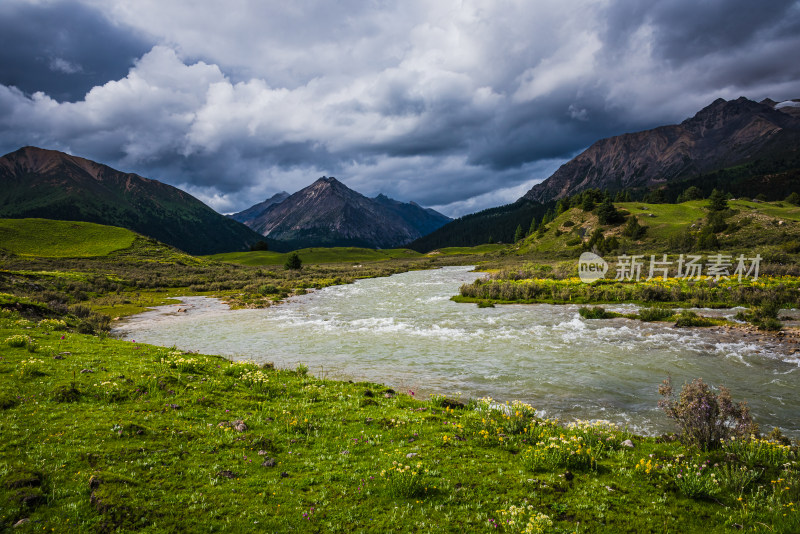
233,177,451,249
522,96,800,204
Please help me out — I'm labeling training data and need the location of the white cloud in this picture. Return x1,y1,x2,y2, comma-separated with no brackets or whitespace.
1,0,798,215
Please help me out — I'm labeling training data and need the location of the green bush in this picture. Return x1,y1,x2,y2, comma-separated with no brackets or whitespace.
673,311,713,327
578,306,614,319
5,335,28,348
637,307,674,322
622,216,647,239
657,377,757,450
284,252,302,270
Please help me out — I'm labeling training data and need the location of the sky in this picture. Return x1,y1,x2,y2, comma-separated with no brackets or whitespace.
1,0,799,217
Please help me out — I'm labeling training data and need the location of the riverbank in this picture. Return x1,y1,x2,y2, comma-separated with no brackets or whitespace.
110,267,800,441
1,310,798,532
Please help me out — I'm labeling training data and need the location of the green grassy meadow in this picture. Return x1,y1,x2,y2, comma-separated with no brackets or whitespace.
1,314,798,532
0,219,137,258
207,247,423,266
1,216,799,532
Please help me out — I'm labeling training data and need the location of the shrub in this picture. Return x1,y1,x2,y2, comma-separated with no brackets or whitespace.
673,311,713,327
38,318,67,331
722,436,796,467
579,306,614,319
678,186,704,202
707,188,728,212
284,252,302,270
622,216,647,239
5,335,28,348
637,307,674,322
670,458,721,499
785,192,800,206
77,313,111,335
735,303,783,331
69,304,92,318
381,459,428,498
658,377,757,450
258,284,280,295
496,505,553,533
715,463,762,494
596,197,624,225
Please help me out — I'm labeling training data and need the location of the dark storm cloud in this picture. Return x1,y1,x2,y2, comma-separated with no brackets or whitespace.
0,1,152,102
0,1,799,216
606,0,797,63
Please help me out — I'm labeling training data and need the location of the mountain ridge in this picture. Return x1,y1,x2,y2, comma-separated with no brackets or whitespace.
410,96,800,251
0,146,270,255
235,176,451,249
523,96,800,204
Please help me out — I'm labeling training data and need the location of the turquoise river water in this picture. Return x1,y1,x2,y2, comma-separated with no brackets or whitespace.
113,266,800,437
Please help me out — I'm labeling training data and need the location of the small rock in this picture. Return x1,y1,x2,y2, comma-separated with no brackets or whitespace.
13,518,30,528
217,470,236,479
383,393,394,399
406,453,418,459
262,458,276,467
257,450,269,456
218,419,248,432
621,439,634,448
53,355,64,360
80,369,93,374
280,472,289,478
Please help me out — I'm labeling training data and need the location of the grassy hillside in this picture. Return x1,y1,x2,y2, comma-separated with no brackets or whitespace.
0,219,137,258
427,244,507,256
511,199,800,259
207,247,423,266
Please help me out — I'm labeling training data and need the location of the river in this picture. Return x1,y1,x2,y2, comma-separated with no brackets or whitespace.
113,266,800,437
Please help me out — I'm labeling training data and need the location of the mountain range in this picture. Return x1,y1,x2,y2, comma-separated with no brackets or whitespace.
410,97,800,251
0,146,268,255
523,97,800,204
228,192,290,225
232,177,451,249
2,97,797,255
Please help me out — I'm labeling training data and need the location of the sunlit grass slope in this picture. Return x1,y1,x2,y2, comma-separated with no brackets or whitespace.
0,218,137,258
